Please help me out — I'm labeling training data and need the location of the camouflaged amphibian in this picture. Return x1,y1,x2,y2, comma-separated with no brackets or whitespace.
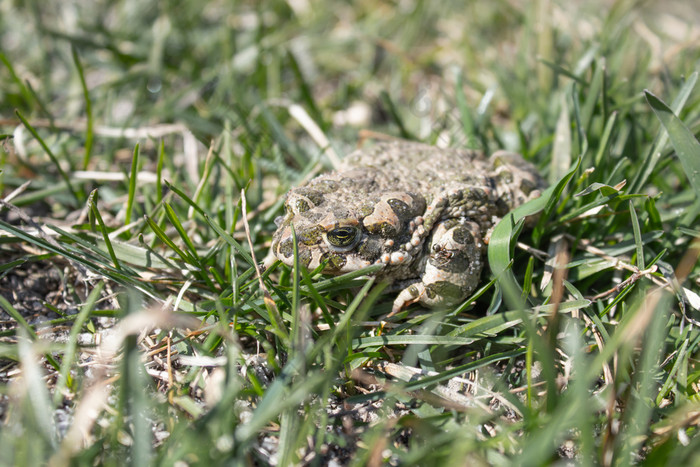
271,140,546,313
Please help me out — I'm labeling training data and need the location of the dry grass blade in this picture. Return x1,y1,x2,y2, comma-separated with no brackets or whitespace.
240,188,288,341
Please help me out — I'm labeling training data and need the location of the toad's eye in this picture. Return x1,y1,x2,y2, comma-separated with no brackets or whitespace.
326,226,360,251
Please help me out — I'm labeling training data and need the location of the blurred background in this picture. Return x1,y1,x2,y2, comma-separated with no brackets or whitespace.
2,0,698,168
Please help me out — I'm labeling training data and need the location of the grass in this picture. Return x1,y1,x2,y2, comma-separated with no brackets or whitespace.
1,0,700,465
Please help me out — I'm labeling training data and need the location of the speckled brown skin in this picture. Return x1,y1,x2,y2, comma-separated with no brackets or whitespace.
271,140,546,313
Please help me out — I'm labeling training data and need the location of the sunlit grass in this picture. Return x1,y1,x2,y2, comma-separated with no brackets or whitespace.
1,0,700,465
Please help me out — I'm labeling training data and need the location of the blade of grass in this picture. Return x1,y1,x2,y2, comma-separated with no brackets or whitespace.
455,70,478,148
403,348,526,391
629,201,644,270
301,264,384,292
53,280,104,405
204,214,255,266
0,257,27,278
0,52,34,109
299,265,333,327
166,180,208,219
0,295,61,370
615,290,672,465
98,235,173,269
488,180,561,304
287,49,326,132
17,332,58,448
630,72,698,193
47,224,117,263
290,225,301,353
520,321,596,466
380,90,412,140
570,84,587,158
354,334,498,348
234,357,325,444
125,143,140,227
0,295,40,342
0,219,152,293
24,80,55,126
277,408,300,467
144,214,196,264
71,46,94,170
188,142,216,221
259,103,306,168
88,189,122,272
156,141,165,204
580,58,604,133
221,123,235,228
531,156,582,246
644,89,700,201
594,111,618,169
10,182,74,207
655,336,688,406
123,317,153,466
240,189,289,343
15,110,82,204
163,202,200,261
537,58,587,84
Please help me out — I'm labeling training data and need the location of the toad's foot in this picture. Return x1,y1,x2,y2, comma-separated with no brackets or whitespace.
391,219,484,314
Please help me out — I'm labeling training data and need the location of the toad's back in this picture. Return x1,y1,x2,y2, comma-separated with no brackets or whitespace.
271,140,546,313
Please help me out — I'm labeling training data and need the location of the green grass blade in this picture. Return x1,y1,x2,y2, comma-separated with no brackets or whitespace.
163,202,200,261
0,295,61,370
24,80,55,125
15,110,82,204
0,294,40,341
488,178,568,306
88,189,122,272
630,72,698,193
448,308,524,338
644,89,700,201
571,83,588,157
537,58,587,84
125,143,140,227
551,92,573,184
290,225,301,352
17,334,58,448
455,70,477,147
594,111,618,168
71,46,94,170
629,201,645,270
655,337,689,406
144,214,195,264
0,219,149,292
52,280,104,405
380,90,412,140
157,140,165,204
403,348,526,391
580,58,604,132
354,334,498,348
166,180,209,220
99,235,173,268
287,49,326,131
615,291,673,465
10,182,73,207
299,265,333,327
0,51,34,109
204,214,256,267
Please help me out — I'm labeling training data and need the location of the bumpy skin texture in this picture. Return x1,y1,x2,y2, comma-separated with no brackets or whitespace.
271,140,546,313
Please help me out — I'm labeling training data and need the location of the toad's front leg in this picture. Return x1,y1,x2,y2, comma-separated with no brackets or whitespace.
392,218,484,314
